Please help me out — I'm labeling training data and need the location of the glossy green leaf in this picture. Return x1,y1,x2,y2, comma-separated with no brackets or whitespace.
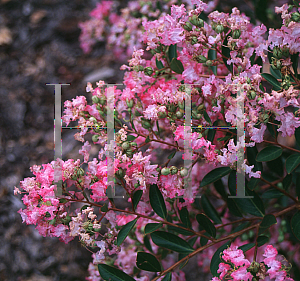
203,111,212,125
208,49,217,75
261,73,281,91
270,67,281,80
227,197,243,217
228,172,265,217
117,218,138,246
296,174,300,199
151,231,194,253
261,188,284,199
210,241,231,277
127,135,137,141
167,151,176,160
239,243,255,252
231,222,251,234
98,264,135,281
149,184,167,219
168,44,177,62
295,127,300,148
170,58,184,74
144,223,163,234
162,272,172,281
168,224,194,236
196,214,216,238
222,34,233,73
259,214,277,235
283,174,292,190
200,167,231,187
144,235,152,253
256,146,282,162
136,252,162,272
201,194,222,224
286,154,300,174
247,177,260,191
257,235,269,247
156,58,164,70
214,179,227,200
145,136,151,143
132,190,143,210
179,207,191,229
291,211,300,241
247,145,263,171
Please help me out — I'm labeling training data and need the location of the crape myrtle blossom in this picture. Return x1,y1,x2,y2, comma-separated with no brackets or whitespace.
15,1,300,281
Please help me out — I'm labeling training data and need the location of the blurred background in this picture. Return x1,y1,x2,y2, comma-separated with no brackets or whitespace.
0,0,291,280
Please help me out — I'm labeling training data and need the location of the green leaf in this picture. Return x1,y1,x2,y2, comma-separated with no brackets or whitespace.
117,218,138,246
98,264,135,281
200,167,231,187
266,157,284,177
247,177,260,191
207,129,216,143
178,252,189,269
295,127,300,148
270,67,281,80
167,151,176,160
145,136,151,143
261,73,281,91
231,222,251,234
296,174,300,199
156,58,164,70
247,145,262,171
162,272,172,281
127,135,137,141
144,223,163,234
151,231,194,253
291,211,300,241
258,214,277,235
239,243,255,252
179,207,191,228
144,235,153,252
170,58,184,74
214,179,227,200
208,49,217,75
136,252,162,272
203,111,212,125
168,224,194,236
168,44,177,62
201,194,222,224
257,235,269,247
149,184,167,219
291,53,299,75
222,34,233,73
227,197,243,217
286,154,300,174
261,188,284,199
132,190,143,210
210,241,231,277
256,146,282,162
196,214,216,238
283,174,292,190
101,204,108,212
228,171,265,217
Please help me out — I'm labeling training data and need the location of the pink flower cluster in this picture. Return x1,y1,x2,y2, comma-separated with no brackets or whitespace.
212,245,293,281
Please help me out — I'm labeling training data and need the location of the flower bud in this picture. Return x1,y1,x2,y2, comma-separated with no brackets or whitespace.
176,111,183,119
178,101,185,109
291,12,300,22
168,104,176,112
156,167,161,173
126,149,133,157
197,104,205,112
89,117,97,123
262,113,269,123
138,65,144,71
281,46,289,57
273,47,282,59
170,166,178,175
96,105,101,110
142,120,151,129
215,24,224,33
122,141,130,150
183,22,193,31
77,168,85,177
195,55,207,63
92,134,99,142
144,67,153,76
161,167,170,176
247,90,256,100
99,96,106,105
257,97,263,102
158,111,167,118
205,60,213,66
180,167,188,177
191,36,198,45
126,99,134,108
189,15,204,28
92,96,100,104
232,29,241,39
131,142,137,147
134,182,140,188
